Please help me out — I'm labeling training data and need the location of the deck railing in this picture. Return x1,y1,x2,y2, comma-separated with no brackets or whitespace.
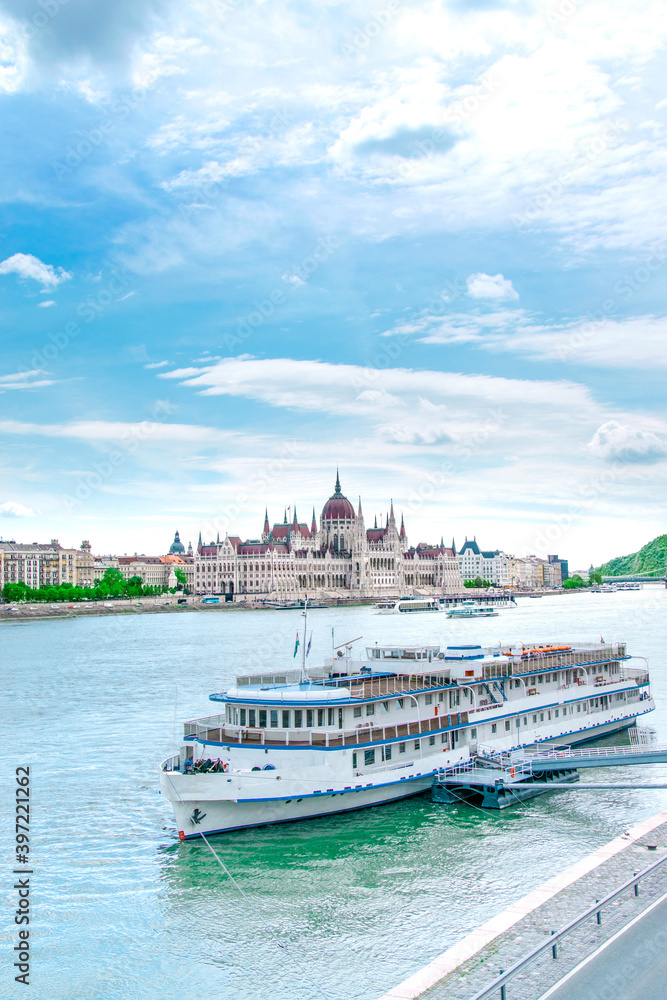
185,711,469,748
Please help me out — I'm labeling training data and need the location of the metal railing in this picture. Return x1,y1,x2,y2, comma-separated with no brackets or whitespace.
525,744,667,761
471,852,667,1000
184,711,469,748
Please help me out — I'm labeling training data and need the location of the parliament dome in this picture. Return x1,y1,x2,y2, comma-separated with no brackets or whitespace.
321,473,355,522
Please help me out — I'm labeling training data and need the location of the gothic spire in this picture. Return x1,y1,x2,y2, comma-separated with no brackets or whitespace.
335,467,341,494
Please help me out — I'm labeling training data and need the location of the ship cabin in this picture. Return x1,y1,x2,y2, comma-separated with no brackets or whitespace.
178,642,652,774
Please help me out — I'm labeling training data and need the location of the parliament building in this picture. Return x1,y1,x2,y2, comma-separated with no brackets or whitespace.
194,472,462,598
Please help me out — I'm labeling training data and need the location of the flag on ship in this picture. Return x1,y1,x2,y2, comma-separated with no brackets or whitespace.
293,632,299,657
306,632,312,657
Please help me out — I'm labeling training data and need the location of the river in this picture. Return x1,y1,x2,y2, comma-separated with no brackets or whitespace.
3,587,667,1000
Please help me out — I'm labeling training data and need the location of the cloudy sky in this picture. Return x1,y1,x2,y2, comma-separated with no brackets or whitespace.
1,0,666,565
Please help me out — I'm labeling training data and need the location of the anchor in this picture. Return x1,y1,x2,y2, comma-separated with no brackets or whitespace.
191,807,207,825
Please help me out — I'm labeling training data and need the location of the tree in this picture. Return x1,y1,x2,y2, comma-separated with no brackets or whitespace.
174,568,188,593
589,569,603,585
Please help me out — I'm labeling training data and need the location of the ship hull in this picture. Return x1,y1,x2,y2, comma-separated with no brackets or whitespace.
160,768,437,839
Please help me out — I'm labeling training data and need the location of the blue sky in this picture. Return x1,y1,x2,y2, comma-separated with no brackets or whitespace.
1,0,666,566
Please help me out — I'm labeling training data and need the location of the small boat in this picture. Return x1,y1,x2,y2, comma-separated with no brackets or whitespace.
373,597,441,614
446,606,499,619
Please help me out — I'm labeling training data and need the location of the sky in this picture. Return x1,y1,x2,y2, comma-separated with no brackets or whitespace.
1,0,666,567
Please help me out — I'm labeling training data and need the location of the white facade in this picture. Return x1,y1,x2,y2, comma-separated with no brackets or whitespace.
195,474,462,598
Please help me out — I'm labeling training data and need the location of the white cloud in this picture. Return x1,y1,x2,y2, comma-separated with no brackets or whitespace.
0,253,71,290
385,307,667,372
0,370,55,391
0,501,35,517
144,360,170,368
0,419,231,442
466,273,519,301
586,421,666,463
37,300,56,308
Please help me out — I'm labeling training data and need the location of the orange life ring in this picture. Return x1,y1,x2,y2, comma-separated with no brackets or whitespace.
510,767,516,778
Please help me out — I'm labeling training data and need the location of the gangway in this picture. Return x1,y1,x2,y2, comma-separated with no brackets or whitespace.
503,743,667,771
432,740,667,810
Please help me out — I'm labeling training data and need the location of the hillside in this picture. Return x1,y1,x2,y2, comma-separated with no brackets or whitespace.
598,534,667,577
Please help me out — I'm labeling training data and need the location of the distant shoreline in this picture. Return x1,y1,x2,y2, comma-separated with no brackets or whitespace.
0,588,581,623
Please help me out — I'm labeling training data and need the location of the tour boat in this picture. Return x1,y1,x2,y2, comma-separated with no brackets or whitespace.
446,605,499,619
159,634,654,839
372,597,441,614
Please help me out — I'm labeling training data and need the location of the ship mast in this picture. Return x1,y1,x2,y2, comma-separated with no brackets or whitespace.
301,594,309,683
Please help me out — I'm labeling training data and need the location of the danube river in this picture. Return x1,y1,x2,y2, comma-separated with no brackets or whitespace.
3,588,667,1000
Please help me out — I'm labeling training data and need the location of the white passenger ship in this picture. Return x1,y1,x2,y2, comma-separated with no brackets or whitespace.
373,597,441,614
160,639,654,839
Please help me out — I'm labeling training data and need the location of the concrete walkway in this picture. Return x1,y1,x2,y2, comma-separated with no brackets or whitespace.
377,810,667,1000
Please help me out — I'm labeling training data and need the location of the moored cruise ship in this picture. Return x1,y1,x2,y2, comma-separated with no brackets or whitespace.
160,640,654,839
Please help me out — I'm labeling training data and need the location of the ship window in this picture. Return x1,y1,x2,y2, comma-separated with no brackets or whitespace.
249,709,256,727
366,704,375,716
352,753,357,768
524,717,527,725
282,710,290,728
259,710,267,728
397,698,404,709
270,710,278,728
471,728,477,739
414,740,420,750
491,724,497,734
439,692,445,702
399,742,406,753
364,749,375,766
294,710,303,728
516,718,520,728
429,735,435,745
354,706,362,718
382,701,390,712
328,708,334,726
577,703,581,712
538,675,543,683
505,720,511,731
318,709,325,726
532,715,537,724
425,694,433,705
240,709,246,726
306,710,314,727
441,734,447,743
555,710,559,718
540,713,544,721
234,709,239,725
385,745,392,761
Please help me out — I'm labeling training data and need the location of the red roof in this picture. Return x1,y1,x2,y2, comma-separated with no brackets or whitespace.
366,528,387,542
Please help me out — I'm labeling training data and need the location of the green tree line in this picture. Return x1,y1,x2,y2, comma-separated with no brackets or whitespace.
1,567,183,603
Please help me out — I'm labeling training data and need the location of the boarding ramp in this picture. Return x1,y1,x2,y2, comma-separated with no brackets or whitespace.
494,743,667,772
